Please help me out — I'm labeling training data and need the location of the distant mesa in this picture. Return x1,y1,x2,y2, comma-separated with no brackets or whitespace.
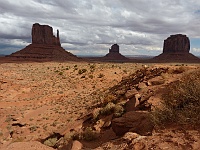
8,23,79,61
103,44,129,61
152,34,200,62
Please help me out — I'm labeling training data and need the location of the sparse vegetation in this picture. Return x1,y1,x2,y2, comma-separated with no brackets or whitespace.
81,127,97,141
43,137,58,147
151,69,200,127
78,68,87,74
94,102,125,119
98,73,104,78
29,125,38,132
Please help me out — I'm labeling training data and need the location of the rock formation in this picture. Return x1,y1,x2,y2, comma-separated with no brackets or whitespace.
163,34,190,53
111,111,154,136
103,44,129,61
152,34,200,63
8,23,79,61
109,44,120,53
32,23,61,46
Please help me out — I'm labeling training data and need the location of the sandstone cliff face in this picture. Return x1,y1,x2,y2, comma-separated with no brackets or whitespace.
163,34,190,53
32,23,60,46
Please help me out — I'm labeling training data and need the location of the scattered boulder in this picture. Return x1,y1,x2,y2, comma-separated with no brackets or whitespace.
122,132,139,142
125,94,140,112
148,76,165,86
130,141,146,150
125,89,138,99
71,140,83,150
111,111,154,136
137,82,147,90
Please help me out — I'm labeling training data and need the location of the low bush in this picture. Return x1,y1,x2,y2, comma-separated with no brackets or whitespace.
78,69,87,74
151,69,200,127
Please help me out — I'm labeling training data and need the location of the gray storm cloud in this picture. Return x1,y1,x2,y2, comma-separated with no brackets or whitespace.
0,0,200,55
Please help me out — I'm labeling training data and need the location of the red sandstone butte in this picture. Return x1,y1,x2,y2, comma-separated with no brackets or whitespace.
8,23,80,61
103,44,129,61
152,34,200,63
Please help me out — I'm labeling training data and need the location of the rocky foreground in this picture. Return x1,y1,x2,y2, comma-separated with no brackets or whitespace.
0,62,200,150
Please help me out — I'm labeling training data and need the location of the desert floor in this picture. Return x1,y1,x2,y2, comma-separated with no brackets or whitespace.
0,61,200,150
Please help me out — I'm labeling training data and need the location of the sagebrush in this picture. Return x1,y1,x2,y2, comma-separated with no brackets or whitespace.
151,69,200,127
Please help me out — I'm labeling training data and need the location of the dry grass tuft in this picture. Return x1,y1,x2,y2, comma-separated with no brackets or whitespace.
151,69,200,127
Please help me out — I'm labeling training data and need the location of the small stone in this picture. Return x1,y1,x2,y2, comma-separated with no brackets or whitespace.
71,140,83,150
125,89,138,99
131,141,146,150
123,132,139,142
138,82,147,90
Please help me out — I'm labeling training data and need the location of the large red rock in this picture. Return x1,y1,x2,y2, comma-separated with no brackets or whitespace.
111,111,154,136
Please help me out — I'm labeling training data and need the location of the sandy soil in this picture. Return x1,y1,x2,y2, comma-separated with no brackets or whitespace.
0,61,145,148
0,61,200,150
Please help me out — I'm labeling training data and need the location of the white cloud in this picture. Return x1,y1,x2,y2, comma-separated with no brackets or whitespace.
0,0,200,55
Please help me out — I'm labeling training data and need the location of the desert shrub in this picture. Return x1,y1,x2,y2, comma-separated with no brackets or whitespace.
90,64,95,69
44,137,58,147
66,128,97,141
100,102,125,117
81,127,97,141
151,69,200,127
58,72,63,75
88,74,94,79
100,102,115,115
78,69,87,74
98,73,104,78
113,104,125,117
104,94,117,103
29,125,38,132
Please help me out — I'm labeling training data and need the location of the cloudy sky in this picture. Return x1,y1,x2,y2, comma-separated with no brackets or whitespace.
1,0,200,56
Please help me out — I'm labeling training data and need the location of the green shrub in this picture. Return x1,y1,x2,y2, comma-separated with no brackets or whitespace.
78,69,87,74
44,137,58,147
81,127,97,141
58,72,63,75
100,102,115,115
113,104,125,117
88,74,94,79
151,69,200,127
98,73,104,78
100,102,124,116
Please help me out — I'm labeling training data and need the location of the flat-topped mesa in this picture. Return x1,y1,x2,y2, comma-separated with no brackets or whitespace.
163,34,190,53
32,23,61,46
